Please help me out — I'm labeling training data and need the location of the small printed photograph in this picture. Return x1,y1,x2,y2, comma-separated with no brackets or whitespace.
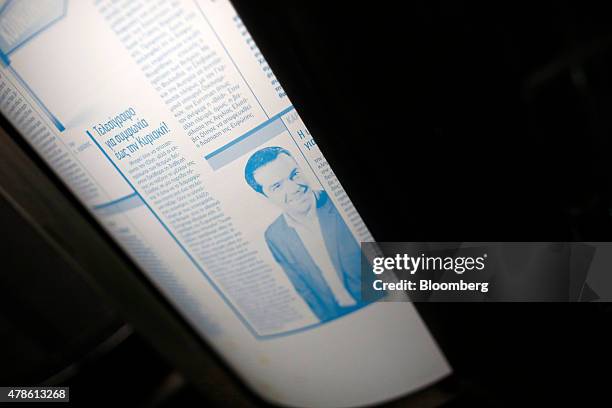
228,140,370,324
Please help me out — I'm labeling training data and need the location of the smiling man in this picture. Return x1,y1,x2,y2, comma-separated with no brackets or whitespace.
245,146,364,322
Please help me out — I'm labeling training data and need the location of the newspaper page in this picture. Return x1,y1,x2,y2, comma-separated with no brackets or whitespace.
0,0,450,406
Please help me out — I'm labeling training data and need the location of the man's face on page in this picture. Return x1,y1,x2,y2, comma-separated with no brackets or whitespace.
254,153,314,216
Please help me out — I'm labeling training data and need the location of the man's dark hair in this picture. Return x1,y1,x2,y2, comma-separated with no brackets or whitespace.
244,146,292,194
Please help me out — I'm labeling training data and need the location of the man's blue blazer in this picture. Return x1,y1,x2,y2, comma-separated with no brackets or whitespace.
264,190,365,322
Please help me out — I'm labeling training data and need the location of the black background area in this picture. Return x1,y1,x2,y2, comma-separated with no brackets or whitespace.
232,1,612,405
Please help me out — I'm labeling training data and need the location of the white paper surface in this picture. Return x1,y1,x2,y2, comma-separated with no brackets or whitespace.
0,1,451,406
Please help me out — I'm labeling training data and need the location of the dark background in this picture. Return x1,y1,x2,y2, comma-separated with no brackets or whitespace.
234,1,612,406
235,0,612,242
3,0,612,406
